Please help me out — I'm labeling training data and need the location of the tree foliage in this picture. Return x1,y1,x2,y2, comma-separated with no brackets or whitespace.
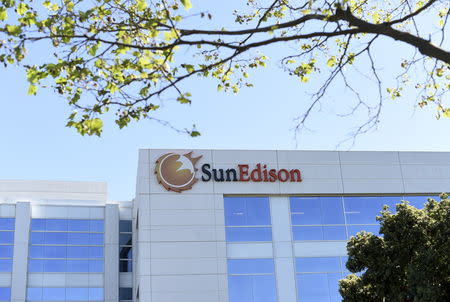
0,0,449,136
339,194,450,302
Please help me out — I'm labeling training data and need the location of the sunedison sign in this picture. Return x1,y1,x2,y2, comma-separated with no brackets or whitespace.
155,152,302,193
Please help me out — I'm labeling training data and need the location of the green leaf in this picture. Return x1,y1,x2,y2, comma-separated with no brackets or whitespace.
6,25,22,36
27,84,37,95
180,0,192,10
16,2,28,15
0,8,7,21
327,56,336,67
136,0,147,11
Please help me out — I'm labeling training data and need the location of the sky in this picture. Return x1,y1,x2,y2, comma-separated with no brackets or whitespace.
0,0,449,201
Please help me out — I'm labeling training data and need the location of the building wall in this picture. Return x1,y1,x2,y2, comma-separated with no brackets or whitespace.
134,149,450,302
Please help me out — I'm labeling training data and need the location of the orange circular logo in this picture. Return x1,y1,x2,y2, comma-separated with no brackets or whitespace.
155,152,202,192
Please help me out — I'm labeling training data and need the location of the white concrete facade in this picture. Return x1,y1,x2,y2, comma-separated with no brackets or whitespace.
133,149,449,302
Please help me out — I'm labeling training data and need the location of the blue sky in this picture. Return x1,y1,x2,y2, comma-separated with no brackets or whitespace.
0,0,449,201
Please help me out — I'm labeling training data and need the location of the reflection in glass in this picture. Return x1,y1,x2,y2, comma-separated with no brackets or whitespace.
119,288,133,301
0,232,14,244
225,227,272,242
119,260,132,272
0,287,10,301
0,259,12,272
290,197,344,225
224,197,271,226
292,226,346,241
119,220,132,233
119,234,132,246
0,218,14,230
0,246,13,258
26,288,103,301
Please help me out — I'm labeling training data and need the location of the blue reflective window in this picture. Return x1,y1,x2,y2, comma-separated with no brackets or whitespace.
344,196,399,224
67,233,90,245
225,197,271,226
226,227,272,242
0,232,14,244
89,246,104,258
0,246,13,258
119,234,132,246
293,226,346,241
67,220,90,232
66,288,89,301
119,288,132,301
0,260,12,272
29,246,44,258
119,246,132,259
296,257,341,273
297,273,342,302
119,220,132,233
0,219,14,231
30,219,45,231
228,275,277,302
44,246,66,258
90,233,103,245
27,288,42,301
45,220,68,232
88,260,104,273
0,287,10,301
28,260,44,272
67,260,89,272
402,196,438,209
43,259,66,272
347,225,380,239
290,197,344,225
119,260,132,272
44,232,68,245
89,288,103,301
67,246,89,258
228,259,275,275
42,288,65,301
89,220,104,233
29,232,44,244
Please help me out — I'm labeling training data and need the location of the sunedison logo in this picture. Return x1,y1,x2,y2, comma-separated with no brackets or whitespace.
155,152,203,192
155,152,302,193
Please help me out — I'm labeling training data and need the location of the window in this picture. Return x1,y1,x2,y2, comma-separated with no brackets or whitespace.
228,259,277,302
26,288,103,301
119,220,132,272
0,218,14,273
119,288,132,301
295,257,347,302
224,197,272,242
0,287,10,301
28,219,104,273
290,197,346,241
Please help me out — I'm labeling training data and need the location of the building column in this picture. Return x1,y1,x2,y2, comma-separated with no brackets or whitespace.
105,204,119,302
11,202,31,302
270,197,297,302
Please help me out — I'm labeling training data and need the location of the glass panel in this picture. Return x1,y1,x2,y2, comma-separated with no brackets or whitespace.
296,257,341,273
119,220,132,233
89,220,104,232
344,196,398,224
0,246,13,258
0,218,14,231
67,246,90,258
119,288,132,300
293,226,346,241
30,219,45,231
402,196,438,209
45,220,68,231
297,273,330,302
89,260,104,273
119,234,132,246
0,232,14,244
27,288,43,301
42,288,65,301
66,260,89,272
89,246,104,258
228,275,253,302
327,273,343,302
89,233,104,245
323,226,346,240
0,288,11,301
225,227,272,242
67,220,90,232
66,288,89,301
44,232,68,245
224,197,271,226
29,246,44,258
29,232,44,244
89,288,103,301
0,260,12,272
44,246,66,258
253,275,277,302
119,260,132,272
28,260,44,273
43,259,66,272
67,233,90,245
228,259,275,275
119,246,132,259
290,197,344,225
347,225,380,239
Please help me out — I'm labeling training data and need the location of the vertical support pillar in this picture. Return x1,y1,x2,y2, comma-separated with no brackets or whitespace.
11,202,31,302
105,204,119,302
270,197,297,302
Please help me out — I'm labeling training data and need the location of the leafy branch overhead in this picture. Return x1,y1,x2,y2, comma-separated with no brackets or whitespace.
0,0,449,136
